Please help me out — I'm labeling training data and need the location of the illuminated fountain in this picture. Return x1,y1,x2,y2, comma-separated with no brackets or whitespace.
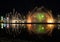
0,7,56,35
5,9,23,23
27,7,55,35
0,9,26,35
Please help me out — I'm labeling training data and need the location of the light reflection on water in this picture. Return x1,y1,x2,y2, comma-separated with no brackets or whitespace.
0,23,56,35
0,23,25,29
0,23,25,34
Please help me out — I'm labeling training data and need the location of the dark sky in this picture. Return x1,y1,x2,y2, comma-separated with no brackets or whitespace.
0,0,60,16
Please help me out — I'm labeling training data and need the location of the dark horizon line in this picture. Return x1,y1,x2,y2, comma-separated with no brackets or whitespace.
0,22,60,24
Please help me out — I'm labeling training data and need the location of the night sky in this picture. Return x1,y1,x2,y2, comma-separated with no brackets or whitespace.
0,0,60,42
0,0,60,15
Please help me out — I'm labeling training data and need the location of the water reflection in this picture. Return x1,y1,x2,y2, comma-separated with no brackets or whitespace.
0,23,25,35
0,23,56,35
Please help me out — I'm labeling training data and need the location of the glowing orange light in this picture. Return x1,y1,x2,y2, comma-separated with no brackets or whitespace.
45,12,55,34
47,24,54,29
46,18,55,29
47,19,54,23
27,16,32,23
27,15,32,31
